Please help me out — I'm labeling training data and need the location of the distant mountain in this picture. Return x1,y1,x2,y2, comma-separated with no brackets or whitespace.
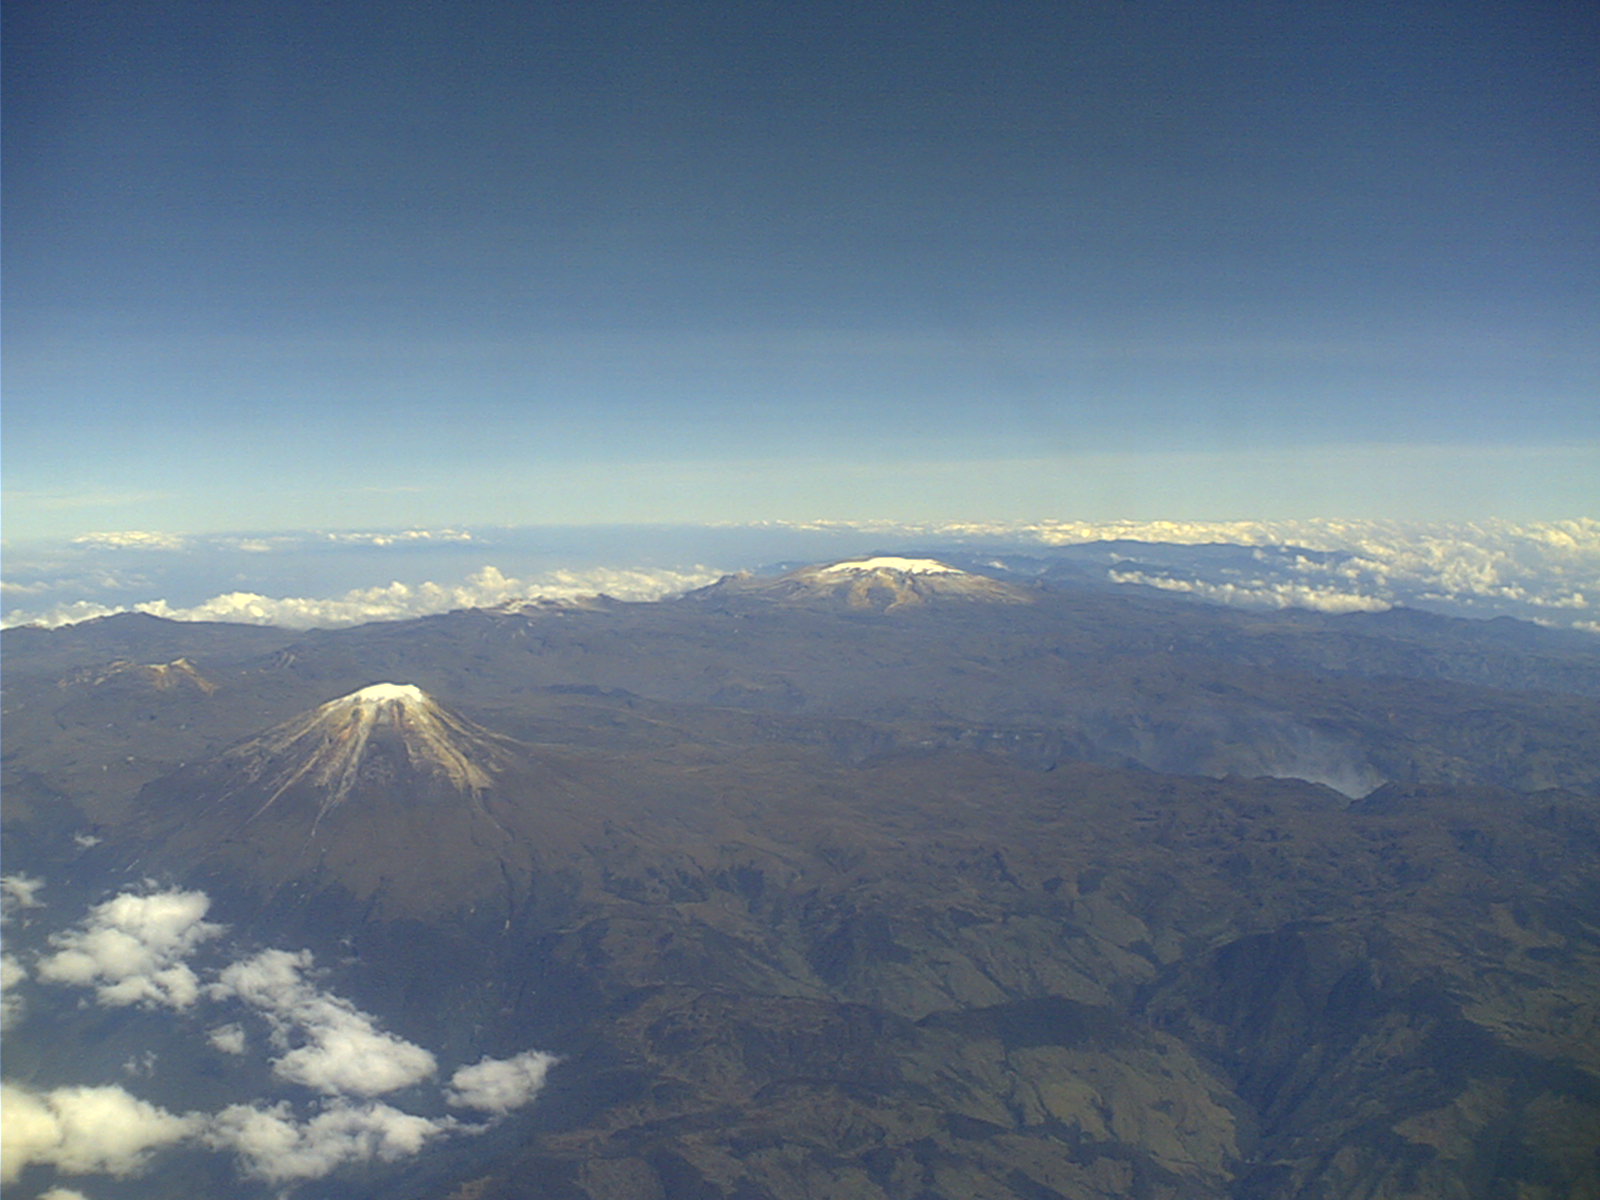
3,565,1598,1200
688,556,1037,610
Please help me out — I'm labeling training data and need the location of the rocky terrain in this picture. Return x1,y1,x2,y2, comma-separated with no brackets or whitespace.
3,561,1598,1199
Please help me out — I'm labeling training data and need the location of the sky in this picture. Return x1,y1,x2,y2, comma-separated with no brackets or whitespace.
3,0,1598,542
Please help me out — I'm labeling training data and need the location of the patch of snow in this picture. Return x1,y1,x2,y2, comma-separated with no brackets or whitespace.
338,684,428,706
816,557,964,575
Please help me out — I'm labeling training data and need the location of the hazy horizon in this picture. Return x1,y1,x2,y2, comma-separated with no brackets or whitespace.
4,517,1598,636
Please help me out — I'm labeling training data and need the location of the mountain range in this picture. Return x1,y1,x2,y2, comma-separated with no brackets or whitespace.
3,557,1598,1199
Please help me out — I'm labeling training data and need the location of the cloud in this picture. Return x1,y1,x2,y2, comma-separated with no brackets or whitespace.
7,888,558,1193
223,535,305,553
211,949,437,1097
1,1085,456,1190
446,1049,559,1114
7,519,1597,632
0,1081,203,1184
0,599,128,628
2,874,45,921
2,954,28,1032
1108,570,1391,614
39,1188,94,1200
808,516,1600,629
36,888,223,1009
121,1051,158,1078
4,564,723,630
322,528,475,546
206,1099,457,1184
70,531,189,551
0,578,57,595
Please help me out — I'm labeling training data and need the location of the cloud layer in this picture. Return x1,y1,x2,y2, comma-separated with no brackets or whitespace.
3,563,721,630
4,519,1597,632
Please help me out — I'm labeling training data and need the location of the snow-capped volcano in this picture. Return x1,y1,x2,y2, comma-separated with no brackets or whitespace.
196,683,514,828
813,556,966,576
689,556,1036,610
125,683,543,915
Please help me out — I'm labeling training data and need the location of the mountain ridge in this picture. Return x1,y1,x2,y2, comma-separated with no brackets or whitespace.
3,563,1597,1199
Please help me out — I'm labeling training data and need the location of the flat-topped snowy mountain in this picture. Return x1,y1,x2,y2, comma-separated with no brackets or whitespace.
689,555,1037,610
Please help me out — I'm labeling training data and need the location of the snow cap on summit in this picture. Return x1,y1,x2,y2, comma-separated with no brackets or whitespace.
817,557,964,575
337,683,428,705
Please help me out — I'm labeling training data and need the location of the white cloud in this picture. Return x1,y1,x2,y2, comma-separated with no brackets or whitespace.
0,1081,203,1184
39,1187,94,1200
211,949,437,1096
223,535,304,553
206,1100,456,1184
0,578,56,595
36,889,223,1009
2,875,45,923
2,953,28,1032
1108,570,1391,614
121,1051,158,1078
3,563,723,630
70,531,189,551
907,517,1600,628
323,528,475,546
6,888,559,1193
209,1023,248,1055
446,1049,559,1114
0,599,126,628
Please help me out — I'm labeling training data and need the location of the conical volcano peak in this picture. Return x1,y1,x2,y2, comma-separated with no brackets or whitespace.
209,683,513,825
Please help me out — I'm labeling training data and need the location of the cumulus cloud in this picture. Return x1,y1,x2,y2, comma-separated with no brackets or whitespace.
36,889,223,1009
323,528,475,546
211,949,436,1096
3,563,723,630
696,519,1600,628
206,1099,456,1184
2,874,45,922
39,1188,94,1200
884,517,1600,628
0,1081,203,1184
70,531,189,551
0,598,128,628
224,535,304,553
1,1085,457,1190
1107,570,1391,614
121,1051,158,1078
446,1049,559,1114
2,953,28,1032
6,888,558,1194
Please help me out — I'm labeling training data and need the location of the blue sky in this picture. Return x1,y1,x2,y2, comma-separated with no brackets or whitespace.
4,0,1597,540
